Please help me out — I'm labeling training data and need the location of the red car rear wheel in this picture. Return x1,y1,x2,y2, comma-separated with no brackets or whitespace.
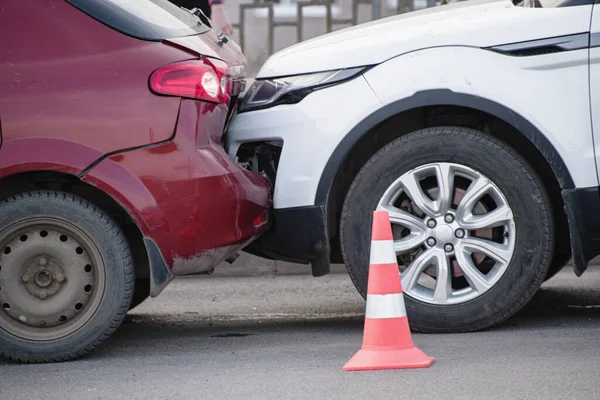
0,191,133,363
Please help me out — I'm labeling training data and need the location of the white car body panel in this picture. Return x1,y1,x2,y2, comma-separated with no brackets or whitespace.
258,0,592,77
364,45,598,189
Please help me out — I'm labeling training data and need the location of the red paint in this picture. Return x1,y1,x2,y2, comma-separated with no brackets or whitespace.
0,1,186,157
366,263,404,294
83,100,272,271
361,318,415,350
0,1,271,275
371,210,394,241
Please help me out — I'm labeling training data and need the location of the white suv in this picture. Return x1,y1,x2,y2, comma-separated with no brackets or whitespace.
227,0,600,332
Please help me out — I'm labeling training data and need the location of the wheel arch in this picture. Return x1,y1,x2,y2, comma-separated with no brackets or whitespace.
319,89,574,265
0,170,152,292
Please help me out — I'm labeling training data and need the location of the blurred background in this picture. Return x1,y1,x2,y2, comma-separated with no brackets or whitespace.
225,0,449,74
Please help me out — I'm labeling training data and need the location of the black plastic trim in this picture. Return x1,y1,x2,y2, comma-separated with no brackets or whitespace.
65,0,210,42
143,237,174,297
488,33,589,56
315,89,575,206
238,87,315,113
243,205,331,277
591,32,600,48
562,188,600,276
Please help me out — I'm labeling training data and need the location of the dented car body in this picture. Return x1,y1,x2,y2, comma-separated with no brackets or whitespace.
0,0,270,363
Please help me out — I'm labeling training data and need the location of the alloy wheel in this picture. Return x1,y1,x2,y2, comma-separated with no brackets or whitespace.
376,162,516,305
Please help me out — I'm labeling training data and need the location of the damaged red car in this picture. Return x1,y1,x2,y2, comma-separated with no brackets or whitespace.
0,0,270,363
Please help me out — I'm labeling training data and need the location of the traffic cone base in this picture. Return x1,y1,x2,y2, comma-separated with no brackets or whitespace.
343,347,434,371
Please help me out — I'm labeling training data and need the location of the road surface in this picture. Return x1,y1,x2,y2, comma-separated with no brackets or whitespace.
2,266,600,400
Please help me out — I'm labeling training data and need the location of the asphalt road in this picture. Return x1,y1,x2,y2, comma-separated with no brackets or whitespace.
2,266,600,400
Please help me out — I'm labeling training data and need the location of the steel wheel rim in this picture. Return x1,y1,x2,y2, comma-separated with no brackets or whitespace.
376,162,516,305
0,218,106,341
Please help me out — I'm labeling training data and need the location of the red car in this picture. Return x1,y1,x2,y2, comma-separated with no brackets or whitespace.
0,0,270,362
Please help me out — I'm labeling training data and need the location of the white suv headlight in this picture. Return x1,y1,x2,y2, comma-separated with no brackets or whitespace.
239,67,368,112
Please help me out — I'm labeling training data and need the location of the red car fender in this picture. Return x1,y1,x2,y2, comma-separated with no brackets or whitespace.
81,155,171,237
0,138,104,177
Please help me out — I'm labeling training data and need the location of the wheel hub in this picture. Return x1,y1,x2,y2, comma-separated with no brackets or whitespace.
433,224,453,243
34,270,52,287
21,256,66,300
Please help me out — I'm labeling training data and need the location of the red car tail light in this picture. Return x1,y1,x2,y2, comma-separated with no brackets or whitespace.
149,59,230,104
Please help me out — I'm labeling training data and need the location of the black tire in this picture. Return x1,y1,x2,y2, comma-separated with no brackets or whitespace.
0,191,133,362
340,127,554,333
129,279,150,311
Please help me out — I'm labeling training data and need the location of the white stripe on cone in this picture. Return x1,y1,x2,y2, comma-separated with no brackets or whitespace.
365,293,407,319
369,240,396,265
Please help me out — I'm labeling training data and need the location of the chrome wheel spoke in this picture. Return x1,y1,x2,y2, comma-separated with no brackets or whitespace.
433,163,453,216
455,177,493,221
455,248,493,293
401,249,437,291
432,251,452,304
380,204,426,232
378,205,427,254
461,204,513,230
393,233,426,254
459,238,512,265
399,174,437,217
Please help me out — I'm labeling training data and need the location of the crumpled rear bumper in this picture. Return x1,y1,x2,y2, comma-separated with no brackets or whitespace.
83,99,271,296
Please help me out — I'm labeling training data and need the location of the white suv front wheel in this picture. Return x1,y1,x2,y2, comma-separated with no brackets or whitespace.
340,126,554,332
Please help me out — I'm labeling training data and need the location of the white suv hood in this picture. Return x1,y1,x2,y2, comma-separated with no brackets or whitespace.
257,0,591,78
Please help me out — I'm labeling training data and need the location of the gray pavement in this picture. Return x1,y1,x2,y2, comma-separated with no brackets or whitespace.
210,252,349,277
2,266,600,400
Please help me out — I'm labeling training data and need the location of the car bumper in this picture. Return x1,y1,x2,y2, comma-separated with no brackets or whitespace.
243,205,331,276
562,187,600,276
226,76,382,274
83,99,271,295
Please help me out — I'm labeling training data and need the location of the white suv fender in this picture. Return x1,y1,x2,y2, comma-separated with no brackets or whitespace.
364,45,595,188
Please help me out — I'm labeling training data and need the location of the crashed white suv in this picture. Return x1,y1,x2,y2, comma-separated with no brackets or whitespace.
227,0,600,332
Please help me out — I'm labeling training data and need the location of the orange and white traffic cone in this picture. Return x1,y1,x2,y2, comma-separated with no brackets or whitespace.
343,209,434,371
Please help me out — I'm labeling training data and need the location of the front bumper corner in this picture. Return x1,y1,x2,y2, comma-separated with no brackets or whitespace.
243,205,331,277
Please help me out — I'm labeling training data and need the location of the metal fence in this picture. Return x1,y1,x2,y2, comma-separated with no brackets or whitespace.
232,0,436,55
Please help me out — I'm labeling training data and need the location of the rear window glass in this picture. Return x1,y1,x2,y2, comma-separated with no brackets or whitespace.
66,0,210,41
